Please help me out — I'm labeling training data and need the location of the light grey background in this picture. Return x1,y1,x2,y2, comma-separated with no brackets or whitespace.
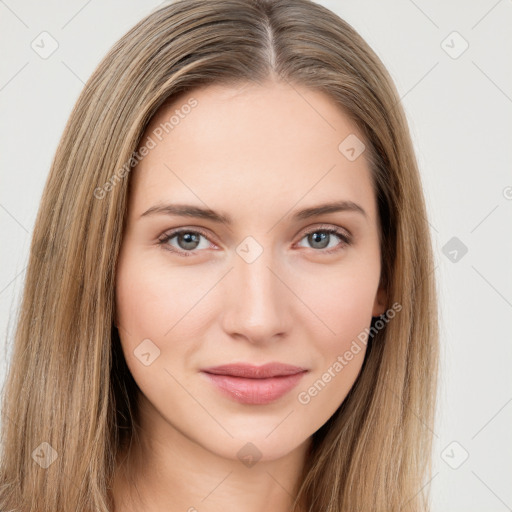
1,1,511,510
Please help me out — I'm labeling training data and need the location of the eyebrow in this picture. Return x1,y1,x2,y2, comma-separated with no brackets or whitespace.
139,200,367,224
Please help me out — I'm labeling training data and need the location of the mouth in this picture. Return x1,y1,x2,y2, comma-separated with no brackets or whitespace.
200,363,308,405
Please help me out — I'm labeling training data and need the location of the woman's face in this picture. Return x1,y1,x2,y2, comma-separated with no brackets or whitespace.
115,80,386,463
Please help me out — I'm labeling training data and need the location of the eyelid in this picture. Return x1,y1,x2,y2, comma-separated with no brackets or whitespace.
299,223,352,242
158,226,213,241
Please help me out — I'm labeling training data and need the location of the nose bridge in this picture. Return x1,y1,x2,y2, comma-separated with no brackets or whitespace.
221,241,290,343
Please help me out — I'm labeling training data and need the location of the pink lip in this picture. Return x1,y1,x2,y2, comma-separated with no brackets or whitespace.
200,363,308,405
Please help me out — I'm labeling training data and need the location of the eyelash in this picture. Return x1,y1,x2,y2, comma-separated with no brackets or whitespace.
158,225,352,258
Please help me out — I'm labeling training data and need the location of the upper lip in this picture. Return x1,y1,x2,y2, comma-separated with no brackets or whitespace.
201,363,307,379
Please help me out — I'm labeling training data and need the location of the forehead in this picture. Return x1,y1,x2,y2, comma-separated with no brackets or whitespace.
129,81,377,224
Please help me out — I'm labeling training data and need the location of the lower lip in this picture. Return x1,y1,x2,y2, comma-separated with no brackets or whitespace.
201,371,307,405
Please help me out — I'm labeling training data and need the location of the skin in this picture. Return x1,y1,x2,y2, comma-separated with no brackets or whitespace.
112,79,387,512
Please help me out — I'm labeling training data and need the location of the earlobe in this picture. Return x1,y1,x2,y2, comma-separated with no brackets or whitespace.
372,285,387,317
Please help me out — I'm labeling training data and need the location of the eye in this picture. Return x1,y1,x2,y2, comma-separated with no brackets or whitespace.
158,228,214,257
296,225,351,254
158,224,352,257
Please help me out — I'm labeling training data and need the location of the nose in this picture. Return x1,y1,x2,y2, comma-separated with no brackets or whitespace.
220,247,292,345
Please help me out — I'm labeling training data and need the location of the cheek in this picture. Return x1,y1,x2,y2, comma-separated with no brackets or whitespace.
293,252,380,406
114,252,203,396
114,250,220,387
302,279,375,387
294,268,378,422
115,251,198,339
297,258,380,343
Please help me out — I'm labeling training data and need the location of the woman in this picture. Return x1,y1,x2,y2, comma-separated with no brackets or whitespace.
0,0,438,511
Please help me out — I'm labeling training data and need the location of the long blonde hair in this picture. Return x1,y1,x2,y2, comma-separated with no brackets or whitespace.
0,0,438,510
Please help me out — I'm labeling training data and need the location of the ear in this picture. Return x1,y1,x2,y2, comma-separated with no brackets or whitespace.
372,283,387,317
